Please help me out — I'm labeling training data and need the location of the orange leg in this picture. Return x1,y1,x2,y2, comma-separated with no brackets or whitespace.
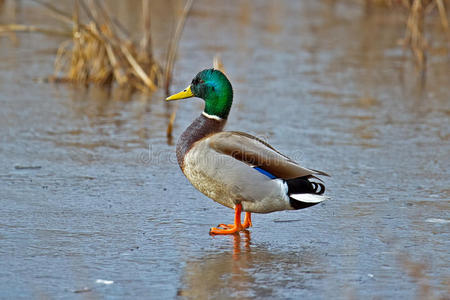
217,211,252,230
210,204,244,235
242,212,252,229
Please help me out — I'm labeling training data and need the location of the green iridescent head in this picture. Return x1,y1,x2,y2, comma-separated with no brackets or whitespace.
166,69,233,119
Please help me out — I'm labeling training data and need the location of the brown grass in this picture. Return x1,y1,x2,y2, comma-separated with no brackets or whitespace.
1,0,195,144
401,0,450,72
0,0,196,94
41,0,162,92
2,1,448,83
365,0,450,71
0,24,69,36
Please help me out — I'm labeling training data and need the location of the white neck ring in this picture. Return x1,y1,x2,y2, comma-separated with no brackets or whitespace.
202,111,223,121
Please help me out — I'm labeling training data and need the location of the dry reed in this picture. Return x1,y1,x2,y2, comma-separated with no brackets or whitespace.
0,24,69,36
164,0,195,96
1,0,197,93
365,0,450,71
1,0,195,142
44,0,162,92
165,0,195,140
400,0,450,73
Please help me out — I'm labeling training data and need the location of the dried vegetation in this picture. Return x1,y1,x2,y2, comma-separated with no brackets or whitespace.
366,0,450,71
1,0,448,83
0,0,194,94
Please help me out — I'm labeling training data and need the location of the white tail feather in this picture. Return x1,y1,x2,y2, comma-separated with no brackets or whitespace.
290,193,328,203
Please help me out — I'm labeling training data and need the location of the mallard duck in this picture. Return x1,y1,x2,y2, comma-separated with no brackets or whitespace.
166,69,328,235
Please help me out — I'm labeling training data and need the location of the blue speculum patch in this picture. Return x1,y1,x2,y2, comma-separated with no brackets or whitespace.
253,166,277,179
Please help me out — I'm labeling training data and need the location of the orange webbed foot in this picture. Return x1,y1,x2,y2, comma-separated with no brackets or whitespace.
210,204,252,235
210,224,243,235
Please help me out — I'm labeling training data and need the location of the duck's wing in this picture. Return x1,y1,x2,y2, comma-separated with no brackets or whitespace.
207,131,329,180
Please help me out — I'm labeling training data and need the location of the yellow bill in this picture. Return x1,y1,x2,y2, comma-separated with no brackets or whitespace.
165,85,194,101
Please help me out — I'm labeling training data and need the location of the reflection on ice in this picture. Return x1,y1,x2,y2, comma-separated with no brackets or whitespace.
179,231,325,299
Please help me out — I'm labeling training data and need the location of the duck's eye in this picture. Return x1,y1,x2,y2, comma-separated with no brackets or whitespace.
192,78,204,85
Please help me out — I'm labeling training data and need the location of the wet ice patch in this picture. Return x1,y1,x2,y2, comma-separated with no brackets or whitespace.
96,279,114,285
425,218,449,224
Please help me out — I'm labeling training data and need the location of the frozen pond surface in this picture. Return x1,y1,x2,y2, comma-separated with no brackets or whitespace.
0,1,449,299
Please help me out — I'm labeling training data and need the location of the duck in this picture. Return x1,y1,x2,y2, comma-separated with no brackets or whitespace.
166,69,329,235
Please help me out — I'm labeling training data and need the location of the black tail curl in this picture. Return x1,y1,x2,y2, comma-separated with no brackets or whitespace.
286,176,325,195
286,176,326,210
310,181,325,195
